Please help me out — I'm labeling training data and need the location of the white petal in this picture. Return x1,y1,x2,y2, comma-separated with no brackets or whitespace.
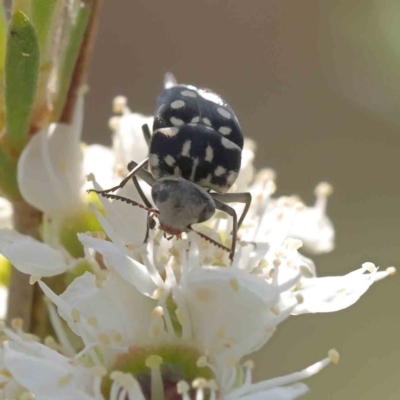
78,233,157,296
293,269,377,314
0,198,12,229
0,286,8,320
59,271,155,344
180,267,283,357
17,97,85,214
89,177,148,247
4,341,93,399
0,229,67,276
83,144,115,189
112,113,153,169
289,208,334,254
235,383,309,400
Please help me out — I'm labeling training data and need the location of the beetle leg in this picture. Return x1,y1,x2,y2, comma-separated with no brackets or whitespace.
211,192,252,229
212,199,238,261
88,158,149,196
142,124,151,146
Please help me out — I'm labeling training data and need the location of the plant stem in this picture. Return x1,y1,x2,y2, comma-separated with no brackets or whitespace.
7,200,42,331
60,0,102,124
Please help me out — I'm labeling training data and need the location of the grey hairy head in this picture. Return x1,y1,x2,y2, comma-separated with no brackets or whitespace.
151,177,215,235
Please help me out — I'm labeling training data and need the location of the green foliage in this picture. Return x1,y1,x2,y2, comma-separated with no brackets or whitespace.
4,10,40,158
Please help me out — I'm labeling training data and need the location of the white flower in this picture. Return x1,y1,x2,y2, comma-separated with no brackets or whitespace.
109,96,153,173
0,222,387,400
241,169,334,254
0,92,393,399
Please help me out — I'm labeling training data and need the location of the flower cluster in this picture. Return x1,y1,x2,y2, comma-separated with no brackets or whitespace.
0,95,394,399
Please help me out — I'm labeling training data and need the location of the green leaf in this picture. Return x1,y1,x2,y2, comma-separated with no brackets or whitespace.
53,5,90,121
32,0,59,56
0,2,8,132
12,0,32,17
4,10,40,157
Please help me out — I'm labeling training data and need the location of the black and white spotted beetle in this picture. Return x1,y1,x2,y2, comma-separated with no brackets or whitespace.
89,73,252,260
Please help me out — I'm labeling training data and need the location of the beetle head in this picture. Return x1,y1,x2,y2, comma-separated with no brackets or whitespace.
151,177,215,235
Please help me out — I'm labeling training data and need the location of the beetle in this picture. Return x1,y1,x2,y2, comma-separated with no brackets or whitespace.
89,73,252,260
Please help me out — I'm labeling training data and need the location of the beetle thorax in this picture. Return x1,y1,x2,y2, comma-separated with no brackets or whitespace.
151,177,215,235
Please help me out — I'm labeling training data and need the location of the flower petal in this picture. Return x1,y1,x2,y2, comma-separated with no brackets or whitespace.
293,268,382,314
236,383,309,400
0,229,67,276
112,112,153,169
59,271,155,344
4,341,94,399
17,96,85,214
77,233,157,296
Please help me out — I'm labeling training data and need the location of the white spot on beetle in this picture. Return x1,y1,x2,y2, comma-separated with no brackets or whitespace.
149,153,159,167
198,89,223,105
170,117,184,126
205,146,214,162
171,100,185,109
164,155,176,166
191,116,200,123
181,90,197,98
174,166,182,176
227,170,238,185
203,118,212,126
181,140,191,157
214,166,227,176
190,158,199,181
221,137,239,150
199,174,212,187
157,127,179,137
219,126,232,135
217,107,231,119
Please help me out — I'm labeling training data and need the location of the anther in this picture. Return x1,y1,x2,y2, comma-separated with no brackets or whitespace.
177,380,190,394
152,287,165,300
242,360,254,370
296,294,304,304
315,182,333,197
11,318,23,330
284,238,303,251
328,349,340,365
145,355,163,369
113,95,128,114
207,379,218,391
108,116,121,131
192,377,207,389
258,258,268,268
152,306,164,318
387,266,396,276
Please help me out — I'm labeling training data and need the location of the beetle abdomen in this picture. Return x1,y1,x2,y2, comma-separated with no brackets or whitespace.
153,84,244,150
149,124,241,194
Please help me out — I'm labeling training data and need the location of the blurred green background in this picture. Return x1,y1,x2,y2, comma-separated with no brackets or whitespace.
84,1,400,399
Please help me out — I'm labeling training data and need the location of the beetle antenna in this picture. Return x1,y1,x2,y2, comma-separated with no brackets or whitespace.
188,226,231,255
91,191,159,214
